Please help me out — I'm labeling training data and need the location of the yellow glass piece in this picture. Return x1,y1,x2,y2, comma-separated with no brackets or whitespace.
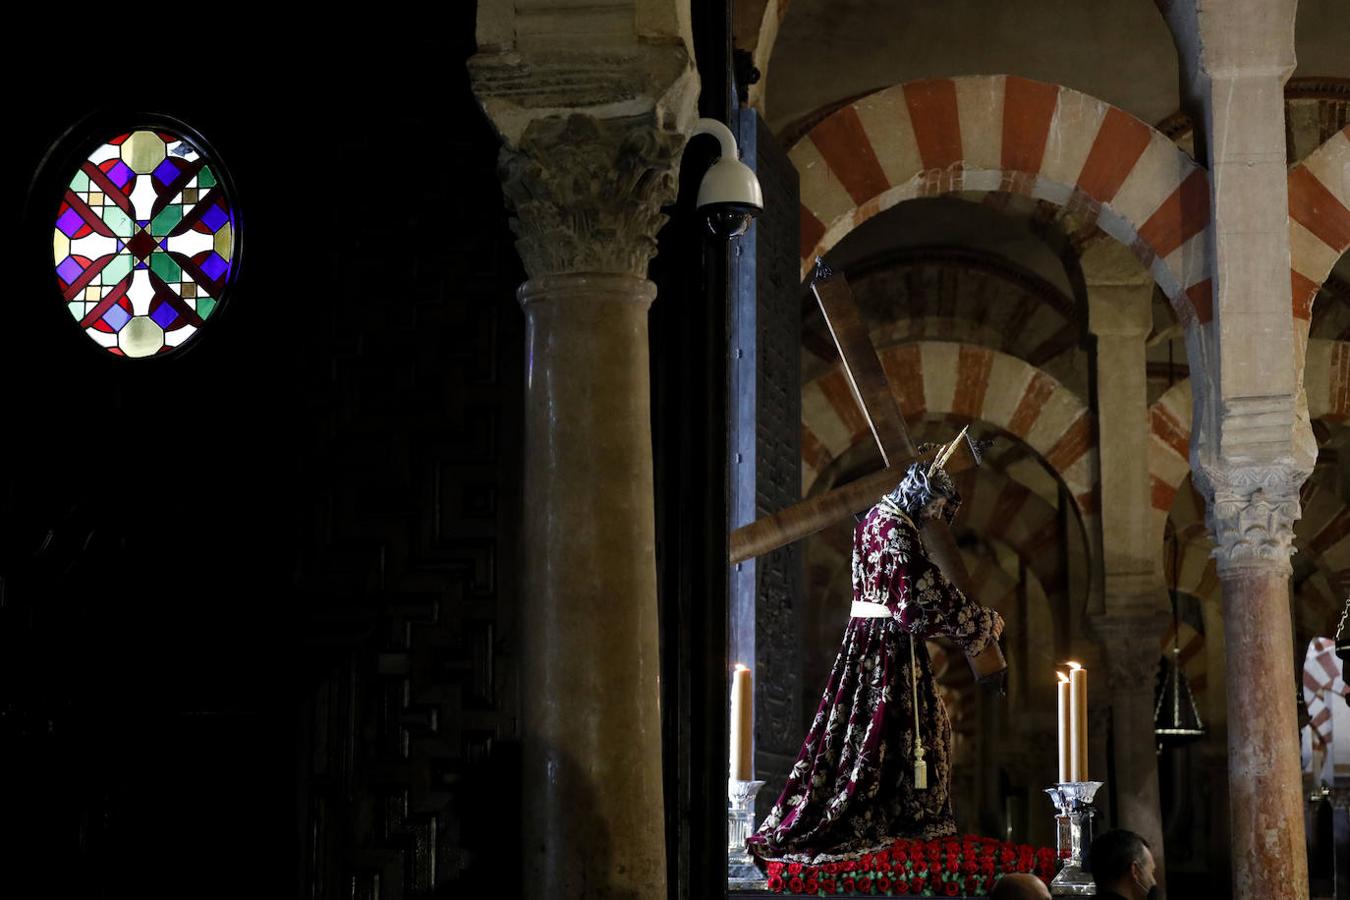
89,191,104,207
118,316,164,358
121,130,166,175
84,285,100,301
181,282,197,298
53,229,69,263
214,223,232,260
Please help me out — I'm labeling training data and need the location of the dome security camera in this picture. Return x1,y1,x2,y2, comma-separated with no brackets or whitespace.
692,118,763,239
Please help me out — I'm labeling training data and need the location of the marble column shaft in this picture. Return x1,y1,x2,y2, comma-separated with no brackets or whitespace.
519,273,667,898
1219,564,1305,897
1199,470,1309,900
480,107,694,899
470,1,699,887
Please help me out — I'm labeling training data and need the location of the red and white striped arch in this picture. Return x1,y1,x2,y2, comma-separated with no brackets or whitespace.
1303,637,1348,772
957,470,1062,593
803,341,1099,523
1147,380,1193,538
1289,125,1350,322
792,75,1213,324
1149,338,1350,535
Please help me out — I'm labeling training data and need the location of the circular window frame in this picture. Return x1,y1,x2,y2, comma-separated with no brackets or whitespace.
31,111,244,363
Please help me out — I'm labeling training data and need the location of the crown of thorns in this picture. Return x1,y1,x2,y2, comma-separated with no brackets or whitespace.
886,432,966,525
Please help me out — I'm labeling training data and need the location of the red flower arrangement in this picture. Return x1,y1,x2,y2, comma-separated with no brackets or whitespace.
762,835,1056,896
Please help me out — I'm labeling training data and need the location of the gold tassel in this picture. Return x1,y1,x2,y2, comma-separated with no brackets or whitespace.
909,631,927,791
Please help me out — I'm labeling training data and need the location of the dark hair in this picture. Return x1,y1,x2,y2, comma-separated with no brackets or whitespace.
1089,830,1150,886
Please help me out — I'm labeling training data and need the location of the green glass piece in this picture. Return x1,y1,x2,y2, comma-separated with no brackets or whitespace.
67,301,83,320
149,205,182,237
102,255,132,284
150,251,182,283
197,297,216,319
71,171,90,192
101,206,134,238
197,166,216,189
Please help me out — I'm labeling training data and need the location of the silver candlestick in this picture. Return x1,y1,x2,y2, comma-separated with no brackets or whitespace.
1044,781,1104,895
728,778,767,888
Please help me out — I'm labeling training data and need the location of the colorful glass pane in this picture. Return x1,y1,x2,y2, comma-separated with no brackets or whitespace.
53,128,236,357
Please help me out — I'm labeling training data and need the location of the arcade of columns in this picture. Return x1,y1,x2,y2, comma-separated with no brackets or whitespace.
469,1,1345,898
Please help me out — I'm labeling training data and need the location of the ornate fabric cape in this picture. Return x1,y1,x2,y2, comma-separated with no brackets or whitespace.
747,500,1004,864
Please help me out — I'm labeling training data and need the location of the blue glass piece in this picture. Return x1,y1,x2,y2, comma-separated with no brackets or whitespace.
152,158,180,186
57,207,84,237
199,252,228,281
150,303,178,329
103,306,130,331
56,255,83,283
199,204,228,232
106,161,133,187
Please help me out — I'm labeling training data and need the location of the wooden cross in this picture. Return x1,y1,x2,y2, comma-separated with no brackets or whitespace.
731,262,1006,680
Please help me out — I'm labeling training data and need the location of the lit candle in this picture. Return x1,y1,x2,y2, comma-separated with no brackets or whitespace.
1068,662,1088,782
1056,671,1071,783
730,663,753,781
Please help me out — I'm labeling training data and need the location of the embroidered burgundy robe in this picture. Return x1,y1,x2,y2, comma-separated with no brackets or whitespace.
746,500,1004,864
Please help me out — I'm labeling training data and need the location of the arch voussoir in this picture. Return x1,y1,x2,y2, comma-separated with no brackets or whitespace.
791,75,1212,325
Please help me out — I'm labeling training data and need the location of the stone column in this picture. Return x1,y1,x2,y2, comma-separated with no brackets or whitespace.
1084,243,1170,889
503,115,691,900
1194,465,1309,899
1084,241,1156,600
1157,3,1312,895
1092,614,1169,887
471,8,698,892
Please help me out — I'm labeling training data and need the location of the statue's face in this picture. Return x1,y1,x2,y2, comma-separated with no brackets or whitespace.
919,496,948,521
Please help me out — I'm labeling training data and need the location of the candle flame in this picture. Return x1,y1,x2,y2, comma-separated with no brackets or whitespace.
1067,661,1083,671
1056,671,1070,684
734,663,749,672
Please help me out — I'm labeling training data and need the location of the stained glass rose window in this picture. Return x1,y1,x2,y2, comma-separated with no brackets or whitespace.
53,129,236,357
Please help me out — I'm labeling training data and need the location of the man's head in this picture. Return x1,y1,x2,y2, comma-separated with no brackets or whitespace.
990,872,1051,900
887,460,962,524
1089,829,1159,899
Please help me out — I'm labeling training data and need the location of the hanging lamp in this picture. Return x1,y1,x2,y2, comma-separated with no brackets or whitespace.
1155,524,1205,742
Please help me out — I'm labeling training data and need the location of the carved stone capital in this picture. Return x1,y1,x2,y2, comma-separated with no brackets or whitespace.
1089,613,1170,694
469,7,699,280
1192,463,1307,576
495,113,687,279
